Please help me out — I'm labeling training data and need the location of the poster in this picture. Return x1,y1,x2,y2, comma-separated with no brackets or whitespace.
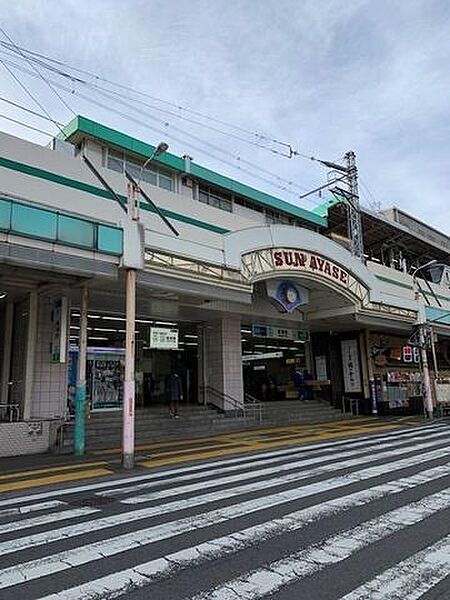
315,355,328,380
341,339,362,393
50,297,69,363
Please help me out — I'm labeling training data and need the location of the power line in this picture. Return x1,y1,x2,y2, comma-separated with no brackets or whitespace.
0,40,312,158
0,27,76,120
0,56,320,201
0,112,54,136
0,95,64,126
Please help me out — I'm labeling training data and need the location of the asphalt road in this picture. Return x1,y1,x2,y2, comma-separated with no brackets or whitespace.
0,421,449,599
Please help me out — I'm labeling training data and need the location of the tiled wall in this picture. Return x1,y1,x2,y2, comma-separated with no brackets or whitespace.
31,296,68,419
204,316,243,410
0,421,53,456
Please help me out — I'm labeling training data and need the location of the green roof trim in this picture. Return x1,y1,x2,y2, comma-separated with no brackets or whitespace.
311,197,341,217
58,115,327,229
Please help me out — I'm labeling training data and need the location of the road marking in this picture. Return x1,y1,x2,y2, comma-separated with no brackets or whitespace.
339,534,450,600
0,423,443,508
0,467,112,494
0,506,100,534
1,454,448,589
25,464,450,599
122,434,450,504
0,500,65,518
99,427,448,499
190,491,450,600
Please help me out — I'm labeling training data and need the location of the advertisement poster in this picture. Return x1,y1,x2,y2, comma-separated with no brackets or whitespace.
88,350,124,410
315,355,328,381
341,339,362,393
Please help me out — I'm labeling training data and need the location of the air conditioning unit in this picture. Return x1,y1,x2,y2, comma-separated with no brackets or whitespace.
182,176,194,188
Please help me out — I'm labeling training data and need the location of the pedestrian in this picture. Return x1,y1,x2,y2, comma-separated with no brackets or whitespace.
166,371,183,418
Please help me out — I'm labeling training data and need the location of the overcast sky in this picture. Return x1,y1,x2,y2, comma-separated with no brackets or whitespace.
1,0,449,232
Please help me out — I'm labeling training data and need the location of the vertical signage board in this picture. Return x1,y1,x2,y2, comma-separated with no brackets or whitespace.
341,339,362,393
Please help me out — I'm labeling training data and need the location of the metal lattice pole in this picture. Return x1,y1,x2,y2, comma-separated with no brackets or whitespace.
344,151,364,259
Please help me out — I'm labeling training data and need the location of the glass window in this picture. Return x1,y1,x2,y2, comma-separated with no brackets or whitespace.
11,203,57,240
97,225,123,255
142,168,157,186
125,159,141,181
198,185,232,212
107,148,124,173
159,172,174,191
58,215,94,248
0,198,11,230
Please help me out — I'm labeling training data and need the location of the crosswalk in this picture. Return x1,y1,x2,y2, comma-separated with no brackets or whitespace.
1,422,449,599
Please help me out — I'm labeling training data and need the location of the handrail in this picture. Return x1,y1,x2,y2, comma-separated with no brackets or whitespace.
200,385,263,424
244,393,264,424
201,385,245,416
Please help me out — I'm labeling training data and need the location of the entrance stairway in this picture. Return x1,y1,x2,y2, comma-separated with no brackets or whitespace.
59,399,349,452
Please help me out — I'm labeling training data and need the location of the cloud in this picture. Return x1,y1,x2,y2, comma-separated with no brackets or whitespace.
0,0,449,232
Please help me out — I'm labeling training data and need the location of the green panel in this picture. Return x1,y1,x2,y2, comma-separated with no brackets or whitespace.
11,203,57,240
59,115,327,228
58,214,95,248
0,198,11,229
97,225,123,255
426,306,450,326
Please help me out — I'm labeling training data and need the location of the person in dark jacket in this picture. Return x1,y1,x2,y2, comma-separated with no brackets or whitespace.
166,372,183,417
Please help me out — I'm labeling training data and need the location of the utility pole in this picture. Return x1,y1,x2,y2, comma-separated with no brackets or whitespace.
74,281,88,455
122,183,138,470
344,151,364,259
313,152,364,260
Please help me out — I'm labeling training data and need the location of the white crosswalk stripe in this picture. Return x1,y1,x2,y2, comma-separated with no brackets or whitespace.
1,423,449,600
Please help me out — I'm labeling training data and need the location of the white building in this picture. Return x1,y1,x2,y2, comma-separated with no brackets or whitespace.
1,115,449,456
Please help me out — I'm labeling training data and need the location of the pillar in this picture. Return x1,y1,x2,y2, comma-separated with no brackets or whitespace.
23,292,38,421
203,316,243,410
0,302,14,406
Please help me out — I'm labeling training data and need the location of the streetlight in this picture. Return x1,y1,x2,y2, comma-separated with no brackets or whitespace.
122,141,174,470
137,142,169,190
411,260,438,419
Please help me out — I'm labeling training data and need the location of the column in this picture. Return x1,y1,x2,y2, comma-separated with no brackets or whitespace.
203,316,243,410
23,292,38,421
0,302,14,406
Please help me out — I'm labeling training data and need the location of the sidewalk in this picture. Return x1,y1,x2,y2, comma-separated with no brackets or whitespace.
0,415,430,495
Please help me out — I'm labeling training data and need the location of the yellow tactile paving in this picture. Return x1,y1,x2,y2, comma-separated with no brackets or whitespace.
0,461,108,481
1,417,426,493
0,467,113,494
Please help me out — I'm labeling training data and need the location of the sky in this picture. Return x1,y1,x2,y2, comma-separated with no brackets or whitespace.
0,0,449,233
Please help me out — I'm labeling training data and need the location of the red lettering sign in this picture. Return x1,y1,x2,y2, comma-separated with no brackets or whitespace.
272,249,349,287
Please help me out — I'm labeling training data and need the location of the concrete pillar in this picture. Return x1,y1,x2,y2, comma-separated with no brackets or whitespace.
0,302,14,406
23,292,38,421
203,316,243,410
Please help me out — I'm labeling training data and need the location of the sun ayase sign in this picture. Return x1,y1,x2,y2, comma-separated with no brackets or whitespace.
272,249,349,287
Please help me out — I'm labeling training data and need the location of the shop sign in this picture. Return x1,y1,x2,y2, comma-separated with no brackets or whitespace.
149,327,179,350
50,297,69,363
272,249,349,287
252,324,310,342
402,345,421,364
266,279,309,313
341,339,362,393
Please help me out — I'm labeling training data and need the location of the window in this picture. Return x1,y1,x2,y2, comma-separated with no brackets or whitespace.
265,209,294,225
234,196,264,213
198,185,232,212
105,148,175,192
107,148,124,173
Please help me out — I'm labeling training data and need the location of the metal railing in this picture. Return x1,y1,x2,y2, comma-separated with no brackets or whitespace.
244,393,263,424
201,385,263,423
0,402,20,422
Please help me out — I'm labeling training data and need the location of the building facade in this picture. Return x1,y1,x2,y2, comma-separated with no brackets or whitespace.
1,116,449,456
